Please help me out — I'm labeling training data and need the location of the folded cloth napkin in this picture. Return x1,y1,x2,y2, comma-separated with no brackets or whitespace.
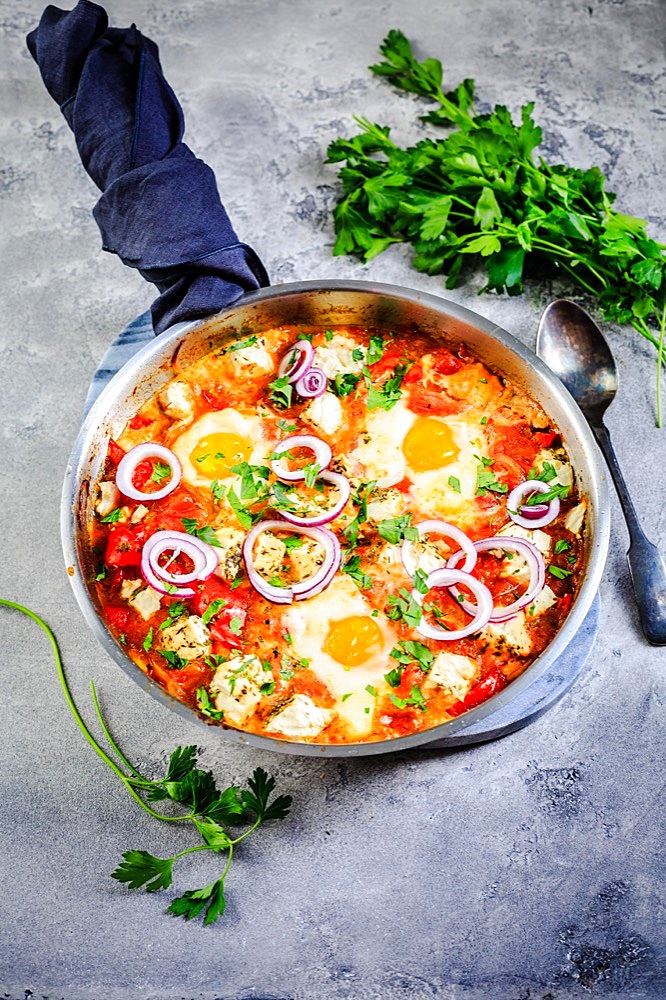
26,0,270,334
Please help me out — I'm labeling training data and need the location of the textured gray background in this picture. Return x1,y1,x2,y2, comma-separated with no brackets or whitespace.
1,0,665,998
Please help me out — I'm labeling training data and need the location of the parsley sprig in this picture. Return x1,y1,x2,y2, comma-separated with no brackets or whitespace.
326,29,666,425
1,599,292,927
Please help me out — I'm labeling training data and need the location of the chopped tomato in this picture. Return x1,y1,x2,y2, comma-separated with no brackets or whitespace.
150,658,212,701
202,388,232,411
367,345,406,379
393,476,413,494
406,386,463,417
152,490,208,533
105,524,150,567
191,577,248,648
489,454,524,490
396,664,425,699
131,459,153,491
533,430,558,448
488,423,539,470
402,363,423,386
447,666,507,718
108,439,125,465
103,605,131,632
128,413,153,430
559,593,573,614
432,349,463,375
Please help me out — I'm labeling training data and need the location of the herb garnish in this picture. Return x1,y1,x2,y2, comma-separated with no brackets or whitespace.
182,518,222,548
326,29,666,425
224,334,258,353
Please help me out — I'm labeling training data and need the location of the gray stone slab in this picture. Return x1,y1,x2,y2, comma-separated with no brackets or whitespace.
1,1,665,998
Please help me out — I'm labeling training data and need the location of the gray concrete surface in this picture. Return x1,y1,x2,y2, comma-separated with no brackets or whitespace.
1,0,665,997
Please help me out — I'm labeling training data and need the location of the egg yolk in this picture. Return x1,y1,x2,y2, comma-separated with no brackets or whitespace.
402,416,460,472
324,615,384,667
189,431,252,479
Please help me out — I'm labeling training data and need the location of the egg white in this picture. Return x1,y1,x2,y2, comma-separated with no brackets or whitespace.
282,576,396,738
172,409,268,489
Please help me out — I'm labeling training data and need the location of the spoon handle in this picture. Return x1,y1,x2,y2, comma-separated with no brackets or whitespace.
592,423,666,645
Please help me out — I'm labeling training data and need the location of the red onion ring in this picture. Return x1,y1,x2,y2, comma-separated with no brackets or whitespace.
141,530,218,597
276,470,350,526
507,479,560,529
447,535,546,622
270,434,333,482
412,568,494,641
242,520,341,603
278,340,315,383
402,519,477,578
295,367,328,398
116,443,181,502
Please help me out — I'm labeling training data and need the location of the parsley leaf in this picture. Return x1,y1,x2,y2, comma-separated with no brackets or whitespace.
330,372,361,397
182,518,223,548
224,334,258,354
101,507,123,523
202,598,226,626
548,564,574,579
150,461,172,485
268,375,293,409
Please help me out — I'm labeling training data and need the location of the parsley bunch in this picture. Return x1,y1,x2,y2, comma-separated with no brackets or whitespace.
1,598,292,926
326,29,666,424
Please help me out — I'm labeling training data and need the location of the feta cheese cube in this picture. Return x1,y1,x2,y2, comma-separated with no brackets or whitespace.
526,584,558,617
301,393,343,436
129,586,163,622
312,335,365,378
160,614,210,659
484,612,532,655
265,694,334,738
158,380,195,422
96,480,120,517
427,652,478,700
229,337,273,373
366,488,403,525
210,654,271,725
131,504,149,524
289,538,326,583
564,502,586,535
253,531,287,579
120,578,142,601
213,526,245,581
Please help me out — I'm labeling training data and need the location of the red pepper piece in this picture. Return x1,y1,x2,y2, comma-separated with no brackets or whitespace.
447,666,507,718
191,577,248,648
103,605,131,632
105,524,149,567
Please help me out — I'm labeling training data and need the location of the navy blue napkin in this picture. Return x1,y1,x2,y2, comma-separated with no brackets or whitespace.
26,0,269,334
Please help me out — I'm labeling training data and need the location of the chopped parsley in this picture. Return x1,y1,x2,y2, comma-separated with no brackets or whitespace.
390,639,434,672
330,372,361,397
389,686,427,712
548,565,574,580
159,650,188,670
210,479,226,503
143,628,154,652
366,335,386,366
182,518,222,548
342,553,373,590
523,483,570,505
224,334,258,353
202,598,227,625
364,362,412,411
196,686,224,720
303,462,321,488
527,460,558,483
448,475,461,493
268,375,293,409
554,539,570,555
386,588,422,629
158,602,186,631
277,419,298,432
101,508,123,523
476,466,509,496
377,513,419,544
150,462,172,485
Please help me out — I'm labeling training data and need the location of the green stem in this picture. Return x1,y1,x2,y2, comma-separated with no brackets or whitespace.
0,599,190,824
90,680,146,781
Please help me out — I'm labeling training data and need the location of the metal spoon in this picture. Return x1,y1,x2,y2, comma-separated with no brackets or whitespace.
537,298,666,645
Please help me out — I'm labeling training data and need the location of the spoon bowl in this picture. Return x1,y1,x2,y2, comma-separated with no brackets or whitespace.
537,299,618,423
537,299,666,646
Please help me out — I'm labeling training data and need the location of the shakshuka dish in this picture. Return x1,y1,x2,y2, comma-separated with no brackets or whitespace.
91,325,586,744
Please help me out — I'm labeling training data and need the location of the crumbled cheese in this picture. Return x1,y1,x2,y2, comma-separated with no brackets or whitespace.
158,380,195,422
265,694,334,738
402,539,447,576
564,502,586,535
96,481,120,517
213,526,245,580
160,614,211,659
526,584,558,617
253,531,287,579
210,654,270,725
485,612,532,655
129,586,163,622
497,524,552,559
289,538,326,583
375,543,403,569
131,504,149,524
427,652,478,700
120,578,142,601
366,488,403,525
313,335,365,378
536,450,573,488
229,337,273,373
301,393,343,436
